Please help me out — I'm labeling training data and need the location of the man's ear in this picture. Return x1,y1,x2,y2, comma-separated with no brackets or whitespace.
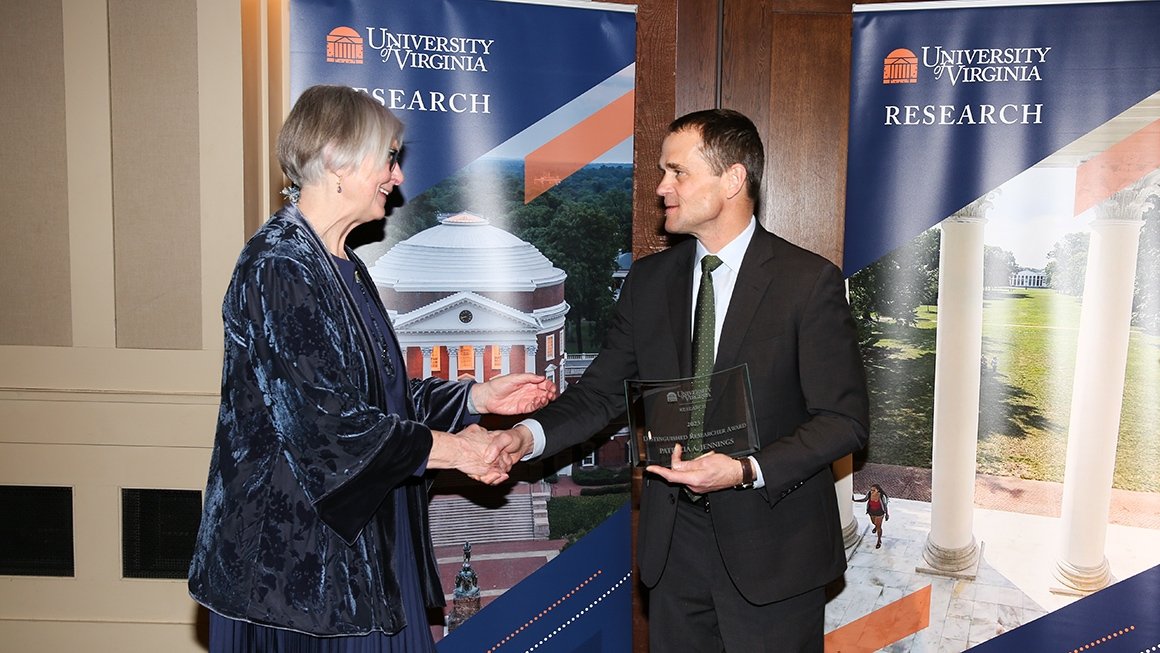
724,163,747,199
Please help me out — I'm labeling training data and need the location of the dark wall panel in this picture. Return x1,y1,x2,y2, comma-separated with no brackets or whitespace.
764,8,852,266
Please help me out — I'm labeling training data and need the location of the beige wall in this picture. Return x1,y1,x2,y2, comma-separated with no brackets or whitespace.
0,0,259,650
0,1,72,346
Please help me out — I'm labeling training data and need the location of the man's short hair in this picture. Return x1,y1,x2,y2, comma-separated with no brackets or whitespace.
669,109,764,203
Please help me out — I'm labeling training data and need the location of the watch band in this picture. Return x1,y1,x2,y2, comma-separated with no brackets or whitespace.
736,457,755,489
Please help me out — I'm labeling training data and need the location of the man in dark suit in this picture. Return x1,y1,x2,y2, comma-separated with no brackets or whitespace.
486,109,869,652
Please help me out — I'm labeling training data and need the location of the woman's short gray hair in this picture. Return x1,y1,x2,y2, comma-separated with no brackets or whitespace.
276,85,403,187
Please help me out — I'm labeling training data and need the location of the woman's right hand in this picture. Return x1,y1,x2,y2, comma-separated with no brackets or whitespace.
428,425,513,484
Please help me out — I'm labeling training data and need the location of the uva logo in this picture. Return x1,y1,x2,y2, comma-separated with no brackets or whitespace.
326,27,363,65
883,48,918,84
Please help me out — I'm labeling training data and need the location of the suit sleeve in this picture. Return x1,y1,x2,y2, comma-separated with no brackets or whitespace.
753,262,869,498
532,266,644,458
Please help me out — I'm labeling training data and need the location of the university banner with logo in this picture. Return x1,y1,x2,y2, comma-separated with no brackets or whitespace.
291,0,635,203
843,0,1160,651
289,0,636,650
846,0,1160,275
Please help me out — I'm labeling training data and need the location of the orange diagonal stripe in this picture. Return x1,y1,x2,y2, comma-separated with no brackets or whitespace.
824,584,931,653
524,90,634,204
1074,118,1160,216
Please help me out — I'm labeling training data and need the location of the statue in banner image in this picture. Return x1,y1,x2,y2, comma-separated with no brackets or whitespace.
447,542,481,632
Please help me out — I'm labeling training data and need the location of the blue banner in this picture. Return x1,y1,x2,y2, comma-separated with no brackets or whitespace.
438,505,633,653
843,1,1160,650
289,1,636,649
845,0,1160,274
968,564,1160,652
291,0,636,199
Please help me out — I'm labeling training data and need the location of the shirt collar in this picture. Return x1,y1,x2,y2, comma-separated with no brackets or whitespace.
696,217,757,272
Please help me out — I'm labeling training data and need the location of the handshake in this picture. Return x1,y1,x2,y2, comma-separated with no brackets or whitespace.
427,372,556,484
429,424,536,485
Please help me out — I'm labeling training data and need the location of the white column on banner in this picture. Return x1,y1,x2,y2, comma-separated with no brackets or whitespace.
448,346,460,380
921,198,991,575
836,281,860,549
421,347,433,378
475,346,486,381
525,344,538,374
1055,174,1154,593
834,455,860,550
500,345,512,375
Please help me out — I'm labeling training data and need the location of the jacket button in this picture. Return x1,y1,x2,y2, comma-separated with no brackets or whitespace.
668,494,676,504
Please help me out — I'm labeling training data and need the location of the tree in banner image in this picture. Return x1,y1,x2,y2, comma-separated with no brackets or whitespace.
849,226,941,337
1044,231,1089,296
1133,194,1160,335
983,245,1018,291
516,197,624,354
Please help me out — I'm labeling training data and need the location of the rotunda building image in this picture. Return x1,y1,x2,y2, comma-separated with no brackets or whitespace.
367,210,629,563
368,211,569,392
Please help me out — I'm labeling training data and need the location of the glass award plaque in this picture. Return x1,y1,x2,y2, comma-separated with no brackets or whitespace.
624,364,760,467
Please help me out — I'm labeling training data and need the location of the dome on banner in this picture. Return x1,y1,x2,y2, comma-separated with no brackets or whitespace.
366,211,568,390
369,212,565,294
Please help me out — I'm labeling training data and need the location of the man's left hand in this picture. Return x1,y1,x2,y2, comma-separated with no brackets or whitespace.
645,444,745,494
471,373,558,415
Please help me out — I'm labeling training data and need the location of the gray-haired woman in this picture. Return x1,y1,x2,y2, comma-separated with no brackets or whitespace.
189,84,555,652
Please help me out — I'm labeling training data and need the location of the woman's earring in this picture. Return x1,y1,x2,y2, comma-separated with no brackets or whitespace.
336,174,343,194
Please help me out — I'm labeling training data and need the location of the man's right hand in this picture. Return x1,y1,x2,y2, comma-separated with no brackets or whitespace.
484,425,534,474
429,425,512,484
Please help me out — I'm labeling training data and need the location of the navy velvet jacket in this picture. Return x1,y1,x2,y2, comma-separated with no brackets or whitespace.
189,205,476,636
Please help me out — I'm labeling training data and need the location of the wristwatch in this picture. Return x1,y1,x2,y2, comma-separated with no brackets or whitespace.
735,457,755,490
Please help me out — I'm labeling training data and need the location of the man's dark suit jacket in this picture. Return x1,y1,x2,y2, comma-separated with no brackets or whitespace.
534,226,869,606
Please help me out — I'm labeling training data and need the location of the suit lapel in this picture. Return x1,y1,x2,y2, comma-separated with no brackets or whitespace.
715,230,776,370
667,243,697,378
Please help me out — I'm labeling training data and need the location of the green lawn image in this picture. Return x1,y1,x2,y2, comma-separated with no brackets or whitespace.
859,287,1160,492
